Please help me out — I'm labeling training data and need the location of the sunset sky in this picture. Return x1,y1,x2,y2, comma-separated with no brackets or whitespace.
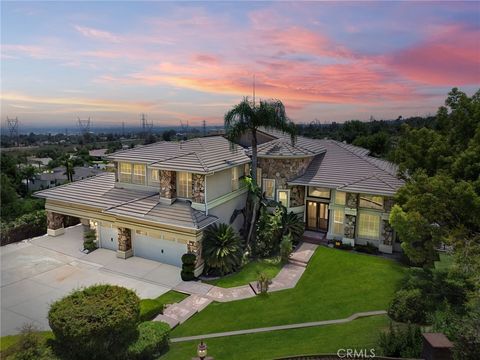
2,1,479,128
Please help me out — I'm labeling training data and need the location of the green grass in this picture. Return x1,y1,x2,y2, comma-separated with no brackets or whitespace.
172,247,405,337
0,331,53,353
160,315,389,360
139,291,189,321
204,259,282,288
435,252,454,271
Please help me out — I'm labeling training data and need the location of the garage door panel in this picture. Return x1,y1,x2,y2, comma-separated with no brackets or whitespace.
133,234,186,267
99,226,117,251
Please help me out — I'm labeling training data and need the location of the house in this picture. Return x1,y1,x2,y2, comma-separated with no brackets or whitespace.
34,130,404,274
28,166,104,191
27,156,52,168
89,148,108,161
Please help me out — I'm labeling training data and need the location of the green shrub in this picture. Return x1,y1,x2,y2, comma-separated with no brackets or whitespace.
378,322,422,358
202,223,243,276
254,207,283,257
83,229,97,252
354,242,379,254
126,322,170,360
180,252,196,281
0,210,47,246
48,285,140,359
279,234,293,262
282,211,304,245
388,288,428,324
2,324,56,360
256,271,271,294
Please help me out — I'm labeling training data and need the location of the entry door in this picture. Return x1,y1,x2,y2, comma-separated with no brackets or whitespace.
306,201,329,231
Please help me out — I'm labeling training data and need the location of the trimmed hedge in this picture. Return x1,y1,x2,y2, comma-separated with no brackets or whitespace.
181,252,196,281
48,285,140,359
0,210,47,246
126,321,170,359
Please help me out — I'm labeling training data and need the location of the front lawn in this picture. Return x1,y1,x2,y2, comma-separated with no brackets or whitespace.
172,246,405,337
0,331,53,353
162,315,389,360
140,290,189,321
204,259,282,288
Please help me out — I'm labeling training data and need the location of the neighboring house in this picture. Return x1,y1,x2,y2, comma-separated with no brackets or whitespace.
29,166,104,191
27,157,52,168
89,148,108,161
35,130,404,274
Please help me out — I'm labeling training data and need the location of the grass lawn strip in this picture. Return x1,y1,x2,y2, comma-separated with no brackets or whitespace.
172,246,405,337
204,259,282,288
140,290,189,321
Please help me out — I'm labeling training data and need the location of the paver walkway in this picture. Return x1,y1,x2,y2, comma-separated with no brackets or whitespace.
170,310,388,342
157,242,318,327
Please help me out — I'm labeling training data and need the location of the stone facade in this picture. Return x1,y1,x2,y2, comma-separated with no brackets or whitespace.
118,227,132,251
381,220,393,245
159,170,176,199
290,185,305,207
192,174,205,204
346,192,358,209
384,197,394,213
258,156,312,207
344,214,356,238
187,240,204,276
47,211,64,230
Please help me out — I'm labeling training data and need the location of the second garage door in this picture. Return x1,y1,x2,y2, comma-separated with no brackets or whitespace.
133,232,186,267
99,224,118,251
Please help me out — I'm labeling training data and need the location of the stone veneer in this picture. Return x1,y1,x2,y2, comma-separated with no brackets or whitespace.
384,197,394,213
187,240,204,276
344,214,356,238
159,170,176,199
345,192,358,208
258,157,312,206
47,211,64,230
381,219,393,245
192,174,205,204
117,227,133,259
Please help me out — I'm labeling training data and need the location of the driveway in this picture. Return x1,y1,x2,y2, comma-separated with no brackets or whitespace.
1,225,182,336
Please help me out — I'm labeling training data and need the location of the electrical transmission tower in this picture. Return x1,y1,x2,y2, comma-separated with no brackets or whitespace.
202,120,207,137
77,117,91,135
140,113,153,138
6,117,20,146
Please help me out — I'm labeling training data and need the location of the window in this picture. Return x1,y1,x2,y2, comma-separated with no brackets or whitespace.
359,194,384,210
119,162,132,183
358,213,380,239
335,191,346,205
308,187,330,198
333,209,344,235
133,164,146,185
277,190,290,207
262,179,275,199
257,168,262,183
177,172,192,198
149,169,160,184
231,166,240,191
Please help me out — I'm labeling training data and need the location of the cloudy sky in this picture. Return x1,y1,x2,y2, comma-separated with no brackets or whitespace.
2,1,479,127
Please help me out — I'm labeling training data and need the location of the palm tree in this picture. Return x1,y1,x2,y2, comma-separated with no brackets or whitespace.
202,223,243,276
224,98,297,244
224,98,297,185
22,165,37,193
64,159,75,182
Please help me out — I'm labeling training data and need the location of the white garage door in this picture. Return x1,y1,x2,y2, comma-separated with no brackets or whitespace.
99,225,118,251
133,233,186,267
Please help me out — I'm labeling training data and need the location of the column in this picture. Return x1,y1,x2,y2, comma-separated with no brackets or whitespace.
159,170,176,204
47,211,65,236
117,227,133,259
343,192,358,246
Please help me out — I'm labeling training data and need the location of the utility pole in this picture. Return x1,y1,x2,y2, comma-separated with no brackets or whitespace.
140,113,152,139
77,117,91,135
202,120,207,137
6,117,19,147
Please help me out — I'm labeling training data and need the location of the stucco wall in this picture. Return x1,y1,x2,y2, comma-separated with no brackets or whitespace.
208,191,248,233
206,169,232,201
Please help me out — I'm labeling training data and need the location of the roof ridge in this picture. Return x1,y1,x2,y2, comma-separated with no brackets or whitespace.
104,193,159,212
194,152,209,172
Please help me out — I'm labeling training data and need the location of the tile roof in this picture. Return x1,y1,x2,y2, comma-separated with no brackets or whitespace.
34,173,217,230
108,136,250,174
288,139,404,196
252,129,326,157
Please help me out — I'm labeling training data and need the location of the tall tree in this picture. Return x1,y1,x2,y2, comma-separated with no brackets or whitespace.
224,98,297,244
22,165,37,193
64,159,75,182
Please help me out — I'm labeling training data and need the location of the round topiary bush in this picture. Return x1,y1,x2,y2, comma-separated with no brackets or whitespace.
48,284,140,360
181,252,197,281
126,321,170,359
388,288,428,324
181,253,196,265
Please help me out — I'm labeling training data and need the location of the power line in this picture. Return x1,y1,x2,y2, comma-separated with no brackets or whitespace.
77,117,91,135
6,117,19,146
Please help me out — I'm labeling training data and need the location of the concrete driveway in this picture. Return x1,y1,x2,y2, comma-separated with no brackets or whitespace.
1,225,182,336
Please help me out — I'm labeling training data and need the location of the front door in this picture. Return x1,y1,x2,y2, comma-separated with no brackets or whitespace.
306,201,329,232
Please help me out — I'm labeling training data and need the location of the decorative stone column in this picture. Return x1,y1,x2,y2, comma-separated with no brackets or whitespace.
342,192,358,246
159,170,176,204
345,192,358,208
187,240,204,277
47,211,65,236
192,174,205,204
290,185,305,207
117,227,133,259
379,219,394,254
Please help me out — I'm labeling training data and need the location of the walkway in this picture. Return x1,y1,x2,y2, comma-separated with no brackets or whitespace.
155,242,318,328
170,310,387,343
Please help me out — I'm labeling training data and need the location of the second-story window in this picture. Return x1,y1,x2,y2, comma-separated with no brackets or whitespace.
262,179,275,199
119,163,132,183
178,172,192,198
149,169,160,184
133,164,146,185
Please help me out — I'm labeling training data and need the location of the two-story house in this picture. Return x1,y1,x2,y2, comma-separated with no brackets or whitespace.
35,130,404,275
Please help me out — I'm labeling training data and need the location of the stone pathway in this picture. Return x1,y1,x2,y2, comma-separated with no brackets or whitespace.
155,242,318,328
170,310,388,343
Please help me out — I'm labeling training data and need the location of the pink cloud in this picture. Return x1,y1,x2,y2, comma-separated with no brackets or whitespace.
387,24,480,85
74,25,120,43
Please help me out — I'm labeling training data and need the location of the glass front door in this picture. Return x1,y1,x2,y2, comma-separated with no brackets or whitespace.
306,201,329,231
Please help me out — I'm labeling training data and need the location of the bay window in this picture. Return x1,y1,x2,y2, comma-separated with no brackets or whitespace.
358,213,380,239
